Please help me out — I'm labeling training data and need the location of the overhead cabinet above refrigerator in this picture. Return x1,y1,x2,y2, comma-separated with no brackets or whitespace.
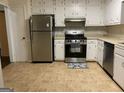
30,15,55,62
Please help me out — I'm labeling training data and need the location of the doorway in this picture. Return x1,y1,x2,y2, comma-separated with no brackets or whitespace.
0,11,10,68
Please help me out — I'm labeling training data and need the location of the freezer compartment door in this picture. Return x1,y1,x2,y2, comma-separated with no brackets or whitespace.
31,32,53,62
31,15,53,31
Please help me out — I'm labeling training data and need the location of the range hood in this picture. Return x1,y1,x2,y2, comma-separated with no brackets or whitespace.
65,18,86,27
65,18,86,22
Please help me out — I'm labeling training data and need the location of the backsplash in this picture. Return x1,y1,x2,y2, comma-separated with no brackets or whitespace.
85,26,107,37
55,26,107,38
107,25,124,39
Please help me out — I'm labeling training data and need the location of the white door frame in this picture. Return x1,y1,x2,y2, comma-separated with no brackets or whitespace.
4,7,17,62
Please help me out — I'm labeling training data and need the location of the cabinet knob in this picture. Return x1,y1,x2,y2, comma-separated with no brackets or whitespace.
22,37,26,40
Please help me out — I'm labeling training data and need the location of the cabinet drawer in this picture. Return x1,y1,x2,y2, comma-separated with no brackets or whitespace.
115,46,124,57
114,54,124,89
87,40,97,44
55,40,65,44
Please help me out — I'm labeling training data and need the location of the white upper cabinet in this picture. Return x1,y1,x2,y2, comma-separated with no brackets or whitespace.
31,0,87,26
64,0,75,18
43,0,54,14
75,0,86,18
86,0,105,26
31,0,124,26
32,0,54,14
54,0,65,26
32,0,44,14
105,0,124,25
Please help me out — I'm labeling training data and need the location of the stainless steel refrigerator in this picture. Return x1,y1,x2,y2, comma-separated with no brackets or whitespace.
30,15,54,62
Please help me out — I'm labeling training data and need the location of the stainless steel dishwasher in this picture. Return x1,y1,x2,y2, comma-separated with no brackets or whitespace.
103,42,114,77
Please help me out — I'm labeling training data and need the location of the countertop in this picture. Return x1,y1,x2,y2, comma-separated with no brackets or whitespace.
54,33,124,48
87,36,124,45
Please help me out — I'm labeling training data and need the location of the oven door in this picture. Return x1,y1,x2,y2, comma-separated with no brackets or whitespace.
65,43,86,63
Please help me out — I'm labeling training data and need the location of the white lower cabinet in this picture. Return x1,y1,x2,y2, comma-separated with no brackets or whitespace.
97,40,104,67
86,40,98,61
114,47,124,90
54,40,65,61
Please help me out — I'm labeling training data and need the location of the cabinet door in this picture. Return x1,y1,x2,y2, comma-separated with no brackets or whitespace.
100,46,104,66
98,46,104,66
75,0,86,18
86,0,104,26
87,40,97,61
87,0,100,6
105,0,122,25
64,0,76,18
97,46,100,63
54,40,65,61
113,0,122,24
108,0,121,25
43,0,54,14
54,0,65,26
114,54,124,90
32,0,44,14
55,44,64,61
105,0,111,25
86,44,93,60
97,40,104,66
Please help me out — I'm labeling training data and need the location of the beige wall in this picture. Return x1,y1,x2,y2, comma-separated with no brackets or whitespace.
0,0,8,6
8,0,31,18
106,25,124,39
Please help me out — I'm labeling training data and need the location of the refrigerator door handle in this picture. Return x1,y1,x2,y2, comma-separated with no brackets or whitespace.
46,23,50,27
30,31,34,41
29,18,33,41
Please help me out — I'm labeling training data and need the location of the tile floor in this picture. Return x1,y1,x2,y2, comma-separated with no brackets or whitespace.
3,62,123,92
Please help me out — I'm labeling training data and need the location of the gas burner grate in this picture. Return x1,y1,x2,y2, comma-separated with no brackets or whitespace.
67,63,88,69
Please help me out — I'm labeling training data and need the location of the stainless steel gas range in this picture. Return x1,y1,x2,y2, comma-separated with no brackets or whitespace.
64,18,87,64
65,30,87,63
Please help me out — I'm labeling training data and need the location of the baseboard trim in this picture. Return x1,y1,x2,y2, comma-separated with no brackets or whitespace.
32,61,53,63
12,61,32,63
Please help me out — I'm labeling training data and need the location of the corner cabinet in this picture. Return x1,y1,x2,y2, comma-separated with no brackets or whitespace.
105,0,124,25
86,40,98,61
54,40,65,61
